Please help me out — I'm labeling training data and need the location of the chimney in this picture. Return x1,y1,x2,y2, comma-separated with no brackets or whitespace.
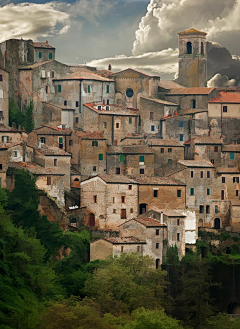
160,212,163,224
46,40,48,44
12,122,16,129
108,64,112,71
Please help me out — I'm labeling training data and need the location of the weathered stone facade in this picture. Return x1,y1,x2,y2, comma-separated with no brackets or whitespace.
0,67,9,125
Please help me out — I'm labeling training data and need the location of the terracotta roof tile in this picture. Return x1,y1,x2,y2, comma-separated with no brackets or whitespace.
8,162,64,175
168,87,215,95
29,41,55,49
107,145,154,154
53,69,114,82
209,92,240,103
177,28,207,35
33,125,71,135
0,142,21,149
149,207,186,217
30,145,71,156
190,136,223,145
140,96,178,106
19,60,53,69
222,144,240,152
159,80,185,89
148,138,183,147
105,236,146,244
217,167,240,174
178,160,214,168
98,174,137,184
74,131,105,140
84,103,138,116
111,68,159,78
134,217,167,227
130,175,185,186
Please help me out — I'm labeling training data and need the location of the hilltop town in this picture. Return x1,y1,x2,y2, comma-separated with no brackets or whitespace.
1,27,240,266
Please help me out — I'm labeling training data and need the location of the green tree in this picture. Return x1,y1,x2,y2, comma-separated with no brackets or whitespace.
9,100,34,132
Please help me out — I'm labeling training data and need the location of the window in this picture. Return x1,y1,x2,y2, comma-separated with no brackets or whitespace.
54,159,58,166
13,151,17,157
38,51,42,59
201,42,204,55
121,209,126,219
76,117,79,123
207,188,210,196
116,167,120,174
69,139,73,146
130,208,133,213
168,148,172,153
179,134,184,142
156,229,159,235
51,71,54,78
103,122,107,129
187,41,192,54
128,185,132,190
179,121,183,127
116,122,120,128
106,85,109,93
215,205,219,213
177,219,180,225
120,154,125,162
191,99,196,108
93,195,97,203
76,101,79,107
45,85,48,93
47,177,51,185
107,99,109,105
92,141,98,147
64,100,67,106
93,166,96,172
140,168,145,174
126,88,134,98
199,205,204,213
58,85,61,92
113,209,116,213
98,105,102,111
59,137,63,144
153,190,158,198
223,106,227,112
121,246,124,253
98,153,103,160
150,112,154,120
207,171,210,178
177,190,181,198
230,152,235,160
151,125,155,131
121,196,125,203
0,164,2,170
221,190,225,200
40,137,46,144
233,177,239,183
106,106,110,111
139,155,144,162
49,52,53,60
0,111,3,117
222,177,225,183
214,146,218,152
236,190,239,197
177,233,180,241
137,246,140,253
200,171,203,178
0,74,2,81
191,171,194,178
190,188,194,196
113,197,115,203
168,159,172,163
156,243,159,249
87,85,91,93
161,148,164,153
206,205,210,214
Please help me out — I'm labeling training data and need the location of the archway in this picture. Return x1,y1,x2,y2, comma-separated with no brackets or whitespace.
139,203,148,214
186,42,192,54
72,178,80,188
89,213,95,226
214,218,220,229
156,259,160,269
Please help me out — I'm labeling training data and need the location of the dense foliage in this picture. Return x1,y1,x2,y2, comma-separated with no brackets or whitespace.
1,170,240,328
9,100,34,132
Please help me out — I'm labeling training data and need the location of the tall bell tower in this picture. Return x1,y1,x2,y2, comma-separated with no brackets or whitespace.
177,28,207,87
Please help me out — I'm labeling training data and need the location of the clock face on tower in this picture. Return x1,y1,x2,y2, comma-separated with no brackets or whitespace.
126,88,134,98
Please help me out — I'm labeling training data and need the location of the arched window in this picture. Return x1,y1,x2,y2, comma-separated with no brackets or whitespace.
201,42,204,55
186,42,192,54
191,99,196,109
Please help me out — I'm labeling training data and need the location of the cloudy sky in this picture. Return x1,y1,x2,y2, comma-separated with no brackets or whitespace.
1,0,240,82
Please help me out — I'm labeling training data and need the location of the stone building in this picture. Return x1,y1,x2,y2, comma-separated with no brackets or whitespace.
131,175,186,214
147,138,184,174
27,41,55,63
161,160,216,228
208,92,240,143
111,68,160,109
184,136,223,167
53,68,115,129
106,145,155,176
81,103,139,145
80,175,138,229
221,144,240,168
41,102,75,129
177,28,207,87
90,237,146,262
139,96,178,136
0,67,9,125
69,131,107,179
0,124,28,143
18,60,70,127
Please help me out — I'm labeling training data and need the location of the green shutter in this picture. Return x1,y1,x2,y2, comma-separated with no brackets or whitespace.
106,85,109,93
129,117,132,124
207,188,210,195
59,137,63,144
39,52,42,59
230,152,235,160
120,155,125,162
99,153,103,160
87,85,91,93
49,52,53,59
190,188,194,196
139,155,144,162
58,85,61,92
177,190,181,197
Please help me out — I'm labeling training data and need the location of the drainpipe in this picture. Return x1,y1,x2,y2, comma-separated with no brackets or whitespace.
79,80,82,113
111,116,114,145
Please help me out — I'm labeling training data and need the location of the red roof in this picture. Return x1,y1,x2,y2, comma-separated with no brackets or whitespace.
209,92,240,103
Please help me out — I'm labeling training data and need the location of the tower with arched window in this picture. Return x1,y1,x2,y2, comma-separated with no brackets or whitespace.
177,28,207,87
